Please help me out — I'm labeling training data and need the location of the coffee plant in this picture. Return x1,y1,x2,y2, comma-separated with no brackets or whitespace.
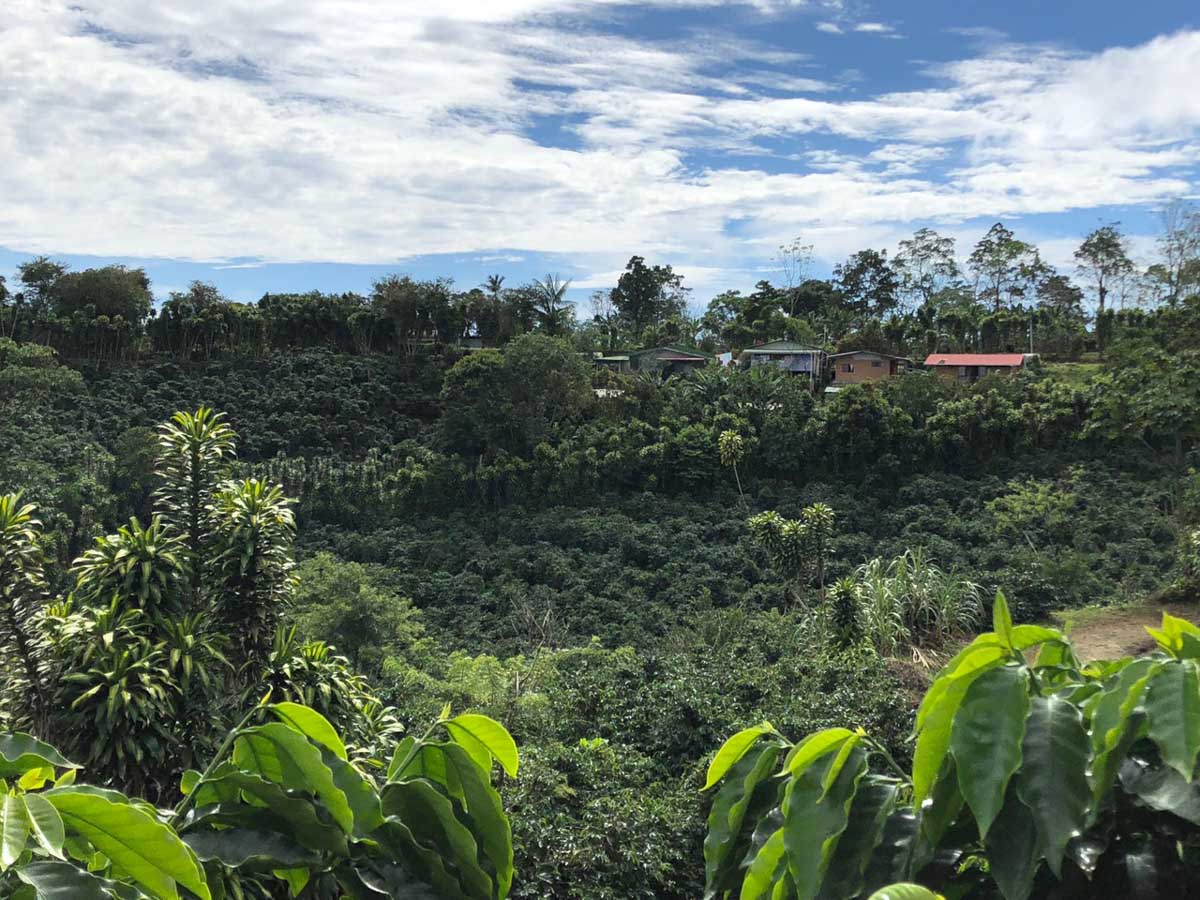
701,593,1200,899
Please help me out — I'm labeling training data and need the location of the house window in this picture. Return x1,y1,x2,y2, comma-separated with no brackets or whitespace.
842,363,854,373
957,366,967,378
871,360,882,368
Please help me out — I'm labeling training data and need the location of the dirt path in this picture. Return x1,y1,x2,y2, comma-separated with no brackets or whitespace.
1052,601,1199,662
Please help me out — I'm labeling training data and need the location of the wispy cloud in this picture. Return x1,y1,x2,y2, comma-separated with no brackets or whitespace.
0,0,1197,283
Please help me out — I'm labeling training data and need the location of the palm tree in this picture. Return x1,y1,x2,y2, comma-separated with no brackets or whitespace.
530,274,573,336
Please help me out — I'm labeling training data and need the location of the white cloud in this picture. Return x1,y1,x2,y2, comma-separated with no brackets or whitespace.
816,22,843,34
0,0,1197,291
853,22,893,33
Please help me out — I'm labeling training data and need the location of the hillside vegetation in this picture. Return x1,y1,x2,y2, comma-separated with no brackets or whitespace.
2,219,1200,897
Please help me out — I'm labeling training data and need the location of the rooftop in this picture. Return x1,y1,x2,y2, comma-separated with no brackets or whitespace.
924,353,1027,367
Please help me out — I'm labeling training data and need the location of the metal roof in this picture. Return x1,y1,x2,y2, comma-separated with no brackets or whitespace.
924,353,1027,367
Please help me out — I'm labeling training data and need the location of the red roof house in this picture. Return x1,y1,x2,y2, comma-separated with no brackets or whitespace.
923,353,1030,383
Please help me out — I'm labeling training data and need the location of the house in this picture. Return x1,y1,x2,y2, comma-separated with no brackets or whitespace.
827,351,910,390
737,340,825,388
595,346,712,377
923,353,1032,383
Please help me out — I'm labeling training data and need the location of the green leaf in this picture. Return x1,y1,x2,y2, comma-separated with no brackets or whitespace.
380,779,493,899
22,795,65,860
186,770,348,855
783,728,854,776
183,828,320,869
983,785,1038,900
1118,750,1200,825
1015,696,1090,877
377,817,471,899
740,826,788,900
323,751,384,837
704,744,782,897
912,642,1008,806
1089,659,1155,808
704,723,773,790
269,703,348,761
783,745,867,900
1011,625,1065,652
439,742,514,898
44,786,211,900
387,737,415,781
1144,659,1200,781
233,723,353,834
2,793,31,869
14,860,128,899
178,770,200,796
993,590,1014,647
820,778,898,900
867,886,942,900
443,714,518,779
862,811,920,893
0,735,77,780
950,666,1030,840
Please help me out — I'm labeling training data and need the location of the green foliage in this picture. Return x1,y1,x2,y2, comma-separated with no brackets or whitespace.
703,594,1200,900
0,702,520,899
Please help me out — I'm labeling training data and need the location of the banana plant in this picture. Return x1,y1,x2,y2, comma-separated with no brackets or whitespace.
701,592,1200,899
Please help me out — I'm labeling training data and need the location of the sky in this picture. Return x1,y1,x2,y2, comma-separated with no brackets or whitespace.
1,0,1199,309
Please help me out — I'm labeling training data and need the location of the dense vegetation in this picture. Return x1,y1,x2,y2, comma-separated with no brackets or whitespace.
2,210,1200,896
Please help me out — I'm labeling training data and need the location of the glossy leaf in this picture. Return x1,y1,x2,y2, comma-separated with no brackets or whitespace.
1015,696,1090,877
233,723,353,833
23,794,66,860
183,828,320,869
983,785,1038,900
439,742,514,897
912,642,1007,806
783,745,867,900
45,785,211,900
992,591,1013,647
867,885,942,900
14,860,129,899
704,744,782,897
380,779,493,899
2,793,30,868
443,714,519,779
1144,659,1200,781
950,665,1029,839
820,777,898,899
703,722,773,790
0,735,77,780
784,728,854,776
740,825,788,900
268,703,348,761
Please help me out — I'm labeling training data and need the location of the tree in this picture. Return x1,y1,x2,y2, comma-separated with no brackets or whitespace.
1152,200,1200,305
16,256,67,316
701,594,1200,900
895,228,959,311
291,552,424,676
609,256,689,337
51,265,152,324
832,250,900,325
968,223,1046,311
528,274,574,337
0,494,50,733
1075,224,1134,323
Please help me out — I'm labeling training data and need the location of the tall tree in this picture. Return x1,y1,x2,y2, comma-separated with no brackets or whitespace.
895,228,959,310
609,256,689,339
1151,200,1200,305
832,249,900,325
1075,224,1134,318
16,256,67,316
528,274,574,337
968,223,1046,311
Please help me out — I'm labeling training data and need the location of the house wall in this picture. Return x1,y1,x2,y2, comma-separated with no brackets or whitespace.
931,364,1020,382
831,354,893,385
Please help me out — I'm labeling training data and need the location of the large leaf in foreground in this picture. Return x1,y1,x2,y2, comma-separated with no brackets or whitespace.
45,786,210,900
950,666,1029,840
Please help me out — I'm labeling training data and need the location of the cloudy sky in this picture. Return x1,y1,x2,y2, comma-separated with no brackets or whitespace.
1,0,1198,306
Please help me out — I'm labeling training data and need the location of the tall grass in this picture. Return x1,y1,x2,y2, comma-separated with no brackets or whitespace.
853,549,982,655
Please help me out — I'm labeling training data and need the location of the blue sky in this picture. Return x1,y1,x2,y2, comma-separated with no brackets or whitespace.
1,0,1198,310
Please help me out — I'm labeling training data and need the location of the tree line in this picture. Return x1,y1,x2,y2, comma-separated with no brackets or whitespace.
3,204,1199,363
